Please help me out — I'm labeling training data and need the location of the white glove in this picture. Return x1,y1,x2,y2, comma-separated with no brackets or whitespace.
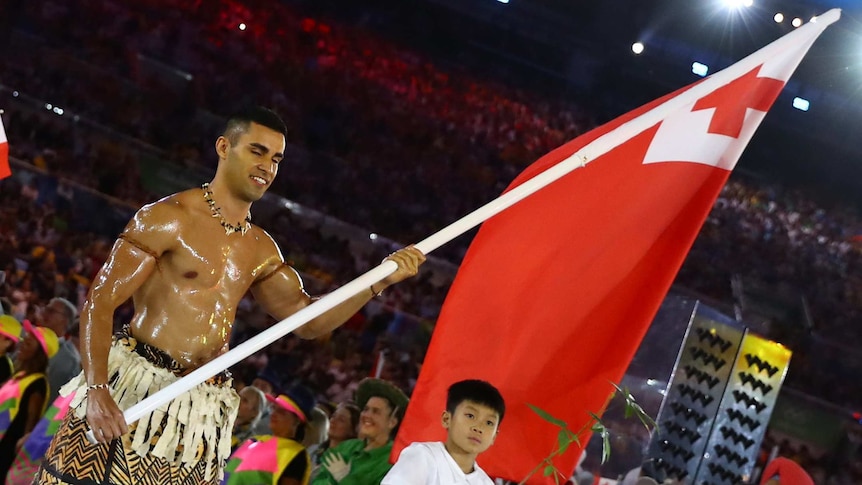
322,453,351,482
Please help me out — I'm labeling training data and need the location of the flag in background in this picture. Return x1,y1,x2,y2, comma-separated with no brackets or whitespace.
0,113,10,180
394,10,839,484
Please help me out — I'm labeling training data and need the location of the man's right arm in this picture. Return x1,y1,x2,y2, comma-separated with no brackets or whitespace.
81,200,180,442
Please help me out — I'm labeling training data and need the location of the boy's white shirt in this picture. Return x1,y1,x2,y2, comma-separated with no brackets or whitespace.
381,441,493,485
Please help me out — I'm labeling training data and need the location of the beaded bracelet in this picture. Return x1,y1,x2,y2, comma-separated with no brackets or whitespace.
87,383,111,392
370,284,384,298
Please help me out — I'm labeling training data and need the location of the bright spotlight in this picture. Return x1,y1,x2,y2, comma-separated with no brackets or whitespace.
496,0,510,3
810,16,818,23
774,12,784,23
692,62,709,77
238,23,247,31
792,17,803,27
632,42,645,55
724,0,752,8
792,97,810,111
369,233,378,240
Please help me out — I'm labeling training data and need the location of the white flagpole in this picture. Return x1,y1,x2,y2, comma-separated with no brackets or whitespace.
120,9,838,428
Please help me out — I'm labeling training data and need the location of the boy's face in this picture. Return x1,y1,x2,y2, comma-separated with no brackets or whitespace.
443,400,500,457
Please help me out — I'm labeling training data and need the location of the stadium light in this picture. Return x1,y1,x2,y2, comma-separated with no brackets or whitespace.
239,23,247,31
792,97,810,111
632,42,645,55
724,0,753,9
692,62,709,77
792,17,803,27
774,13,784,23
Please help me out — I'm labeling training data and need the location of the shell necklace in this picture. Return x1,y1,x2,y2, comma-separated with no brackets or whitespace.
201,183,251,236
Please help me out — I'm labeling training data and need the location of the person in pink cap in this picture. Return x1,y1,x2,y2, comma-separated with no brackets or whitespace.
0,315,24,384
0,321,58,481
760,457,814,485
223,384,317,485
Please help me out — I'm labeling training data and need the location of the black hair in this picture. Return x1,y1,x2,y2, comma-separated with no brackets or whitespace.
339,402,361,438
223,106,287,144
294,422,306,442
446,380,506,424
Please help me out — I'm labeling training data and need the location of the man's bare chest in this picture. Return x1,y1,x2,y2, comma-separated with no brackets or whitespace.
160,232,265,289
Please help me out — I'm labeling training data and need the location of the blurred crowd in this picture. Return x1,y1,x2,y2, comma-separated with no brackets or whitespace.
1,0,861,482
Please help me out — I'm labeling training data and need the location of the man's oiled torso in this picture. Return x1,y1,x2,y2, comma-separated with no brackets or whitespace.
128,208,278,369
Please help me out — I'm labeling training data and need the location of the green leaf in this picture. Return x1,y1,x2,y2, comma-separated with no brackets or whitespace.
557,429,571,455
528,403,568,428
543,464,555,477
629,400,657,430
601,429,611,464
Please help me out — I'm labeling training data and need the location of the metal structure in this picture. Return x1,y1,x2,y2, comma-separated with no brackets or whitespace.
644,303,792,484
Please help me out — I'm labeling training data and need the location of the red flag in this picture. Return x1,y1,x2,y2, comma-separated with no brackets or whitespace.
0,114,9,180
395,10,839,484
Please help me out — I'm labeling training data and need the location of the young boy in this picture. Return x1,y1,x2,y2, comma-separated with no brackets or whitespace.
382,380,505,485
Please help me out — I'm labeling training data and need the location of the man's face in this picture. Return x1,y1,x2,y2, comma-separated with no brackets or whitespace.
218,122,286,203
39,300,68,337
358,397,398,442
236,388,261,425
443,400,499,456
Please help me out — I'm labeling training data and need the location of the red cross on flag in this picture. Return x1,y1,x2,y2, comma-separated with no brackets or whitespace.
394,10,840,484
0,114,9,180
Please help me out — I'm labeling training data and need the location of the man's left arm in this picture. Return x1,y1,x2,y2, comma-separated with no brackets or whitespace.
252,244,425,340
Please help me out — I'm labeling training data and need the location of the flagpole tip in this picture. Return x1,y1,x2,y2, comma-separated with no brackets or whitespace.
816,9,841,26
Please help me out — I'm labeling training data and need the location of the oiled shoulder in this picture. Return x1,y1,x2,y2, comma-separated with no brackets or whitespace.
248,226,286,265
122,191,196,254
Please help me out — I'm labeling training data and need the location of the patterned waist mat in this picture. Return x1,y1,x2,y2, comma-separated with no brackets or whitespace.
115,328,231,386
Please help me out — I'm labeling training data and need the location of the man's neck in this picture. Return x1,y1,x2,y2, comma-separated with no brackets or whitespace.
444,443,477,475
205,181,252,222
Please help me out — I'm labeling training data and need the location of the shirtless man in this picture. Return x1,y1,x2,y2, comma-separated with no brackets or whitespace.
35,107,425,485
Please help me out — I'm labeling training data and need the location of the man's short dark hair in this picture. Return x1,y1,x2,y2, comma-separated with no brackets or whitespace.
223,107,287,144
446,380,505,424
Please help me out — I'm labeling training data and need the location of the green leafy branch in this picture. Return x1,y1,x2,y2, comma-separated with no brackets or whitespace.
519,383,657,485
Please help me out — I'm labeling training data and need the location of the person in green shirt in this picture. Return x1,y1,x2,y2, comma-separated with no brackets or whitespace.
312,378,408,485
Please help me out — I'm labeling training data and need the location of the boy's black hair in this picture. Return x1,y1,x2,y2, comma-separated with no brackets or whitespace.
446,379,505,424
223,106,288,144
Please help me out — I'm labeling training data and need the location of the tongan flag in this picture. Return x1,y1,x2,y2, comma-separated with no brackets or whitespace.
0,113,9,180
395,10,839,484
